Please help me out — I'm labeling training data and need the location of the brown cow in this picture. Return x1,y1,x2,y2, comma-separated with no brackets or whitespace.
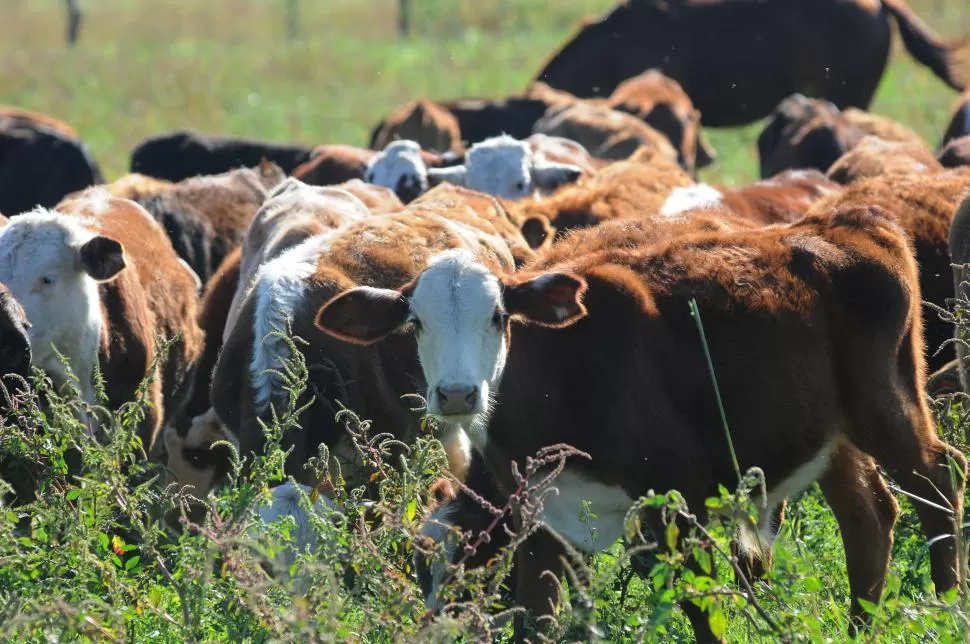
510,152,692,240
532,102,680,164
317,205,966,642
808,167,970,371
530,71,717,173
605,69,717,171
291,144,376,187
826,135,944,184
135,162,286,285
0,195,203,454
841,107,928,148
75,173,173,202
368,98,462,154
531,0,968,126
757,95,864,179
661,170,843,226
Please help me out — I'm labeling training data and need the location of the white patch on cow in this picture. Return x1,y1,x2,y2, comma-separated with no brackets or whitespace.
0,208,105,406
442,425,473,481
415,500,460,612
178,258,203,294
736,438,839,560
660,184,724,217
364,140,429,199
536,469,634,552
250,234,332,412
251,481,342,594
72,187,113,216
406,250,506,445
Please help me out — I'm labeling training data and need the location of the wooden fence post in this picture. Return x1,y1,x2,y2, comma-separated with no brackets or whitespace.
286,0,300,40
398,0,410,38
65,0,82,47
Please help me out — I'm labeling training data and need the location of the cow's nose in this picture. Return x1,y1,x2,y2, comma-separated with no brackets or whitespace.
435,383,479,415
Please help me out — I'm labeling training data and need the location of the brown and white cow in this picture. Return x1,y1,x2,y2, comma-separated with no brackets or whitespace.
427,134,586,201
316,206,966,641
164,180,525,500
134,162,286,285
0,194,203,453
166,178,403,437
662,169,842,226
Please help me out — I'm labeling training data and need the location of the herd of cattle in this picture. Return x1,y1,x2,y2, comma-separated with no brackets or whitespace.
3,0,970,640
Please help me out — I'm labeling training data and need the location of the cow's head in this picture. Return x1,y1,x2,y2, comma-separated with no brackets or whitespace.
163,407,238,502
0,209,125,401
364,139,429,203
428,134,583,201
314,250,586,441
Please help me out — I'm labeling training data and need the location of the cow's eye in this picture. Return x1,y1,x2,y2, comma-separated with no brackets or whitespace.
492,310,508,329
408,316,422,333
40,276,55,286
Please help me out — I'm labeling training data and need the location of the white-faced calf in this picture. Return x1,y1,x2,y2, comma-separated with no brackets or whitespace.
0,195,203,454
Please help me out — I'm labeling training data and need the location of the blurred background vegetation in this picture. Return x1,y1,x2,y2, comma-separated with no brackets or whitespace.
0,0,967,183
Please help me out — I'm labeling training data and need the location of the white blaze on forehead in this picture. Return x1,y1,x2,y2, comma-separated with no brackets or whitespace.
365,139,428,195
0,208,103,402
409,250,506,440
660,183,724,217
464,134,534,200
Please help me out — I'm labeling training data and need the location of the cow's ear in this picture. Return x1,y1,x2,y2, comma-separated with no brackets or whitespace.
79,236,126,281
503,272,587,328
427,165,468,187
315,286,410,344
520,216,552,249
531,161,583,192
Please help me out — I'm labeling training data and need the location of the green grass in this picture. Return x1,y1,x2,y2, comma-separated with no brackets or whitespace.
2,0,970,641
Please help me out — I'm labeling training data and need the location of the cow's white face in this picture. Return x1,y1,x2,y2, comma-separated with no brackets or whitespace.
314,250,588,445
427,135,583,201
406,252,508,437
466,137,535,200
0,210,125,402
364,140,428,202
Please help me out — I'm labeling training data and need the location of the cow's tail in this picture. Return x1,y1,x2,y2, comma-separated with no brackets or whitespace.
882,0,968,90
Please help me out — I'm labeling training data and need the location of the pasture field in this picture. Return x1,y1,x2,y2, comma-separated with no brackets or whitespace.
2,0,970,641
